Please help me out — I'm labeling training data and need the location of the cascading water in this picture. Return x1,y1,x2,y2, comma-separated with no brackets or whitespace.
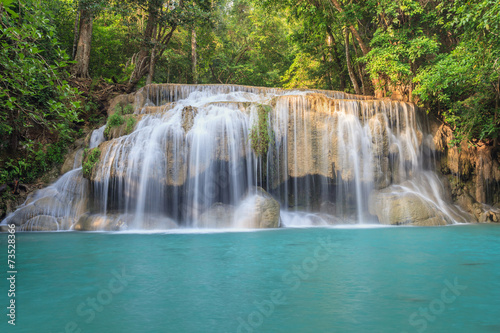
2,84,471,231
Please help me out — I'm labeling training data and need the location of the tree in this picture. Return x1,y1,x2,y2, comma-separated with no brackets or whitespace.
0,0,80,183
127,0,213,91
414,0,500,143
72,0,107,78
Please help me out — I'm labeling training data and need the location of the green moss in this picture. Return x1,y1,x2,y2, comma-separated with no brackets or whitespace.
82,148,101,179
249,105,273,156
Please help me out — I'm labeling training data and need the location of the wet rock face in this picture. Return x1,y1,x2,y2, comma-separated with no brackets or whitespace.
92,86,456,226
196,187,280,229
73,213,178,231
428,115,500,214
369,113,389,157
368,188,452,226
19,215,59,232
74,214,127,231
267,94,423,192
61,148,84,175
3,169,89,229
8,196,67,226
181,106,198,132
236,187,280,228
197,203,235,228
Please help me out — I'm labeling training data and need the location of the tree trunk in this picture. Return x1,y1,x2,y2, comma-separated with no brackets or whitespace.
345,30,361,95
329,0,370,55
146,43,157,85
329,0,383,97
191,28,198,84
71,10,80,60
73,9,93,78
326,25,345,91
127,6,157,92
351,39,367,95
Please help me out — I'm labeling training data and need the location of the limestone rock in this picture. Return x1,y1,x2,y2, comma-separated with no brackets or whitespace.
369,113,389,157
20,215,59,232
182,106,198,132
428,115,500,206
479,210,499,223
234,187,280,228
57,217,75,230
73,214,126,231
369,187,452,226
142,216,178,230
197,203,235,228
61,148,84,174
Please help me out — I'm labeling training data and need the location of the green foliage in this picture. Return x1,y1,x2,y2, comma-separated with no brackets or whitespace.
277,0,348,90
363,0,440,94
0,0,498,185
123,104,134,115
89,9,142,80
104,112,125,138
249,105,273,156
0,1,80,140
414,0,500,143
0,141,68,183
195,0,293,87
281,52,323,89
82,148,101,179
125,116,137,134
0,0,81,184
115,103,134,115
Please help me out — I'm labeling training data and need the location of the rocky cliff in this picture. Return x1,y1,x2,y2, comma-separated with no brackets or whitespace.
428,117,500,222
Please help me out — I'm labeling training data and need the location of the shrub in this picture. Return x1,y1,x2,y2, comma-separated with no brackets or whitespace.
82,148,101,179
125,117,137,134
104,113,125,138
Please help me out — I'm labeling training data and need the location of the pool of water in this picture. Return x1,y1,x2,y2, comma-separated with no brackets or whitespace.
1,224,500,333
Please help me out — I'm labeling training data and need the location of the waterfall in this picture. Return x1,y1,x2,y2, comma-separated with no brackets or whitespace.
89,125,106,149
2,84,471,231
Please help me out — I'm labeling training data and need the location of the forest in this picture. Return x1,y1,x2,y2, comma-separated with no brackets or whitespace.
0,0,499,185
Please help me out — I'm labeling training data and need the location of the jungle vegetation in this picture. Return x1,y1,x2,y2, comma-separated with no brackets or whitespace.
0,0,499,184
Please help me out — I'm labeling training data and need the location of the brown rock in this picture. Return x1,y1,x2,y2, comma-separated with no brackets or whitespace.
20,215,59,232
369,188,451,226
235,187,280,228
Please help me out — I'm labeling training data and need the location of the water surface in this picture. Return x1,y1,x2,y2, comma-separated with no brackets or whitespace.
1,225,500,332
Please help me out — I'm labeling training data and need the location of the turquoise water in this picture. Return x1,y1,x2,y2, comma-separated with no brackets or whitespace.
1,225,500,333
